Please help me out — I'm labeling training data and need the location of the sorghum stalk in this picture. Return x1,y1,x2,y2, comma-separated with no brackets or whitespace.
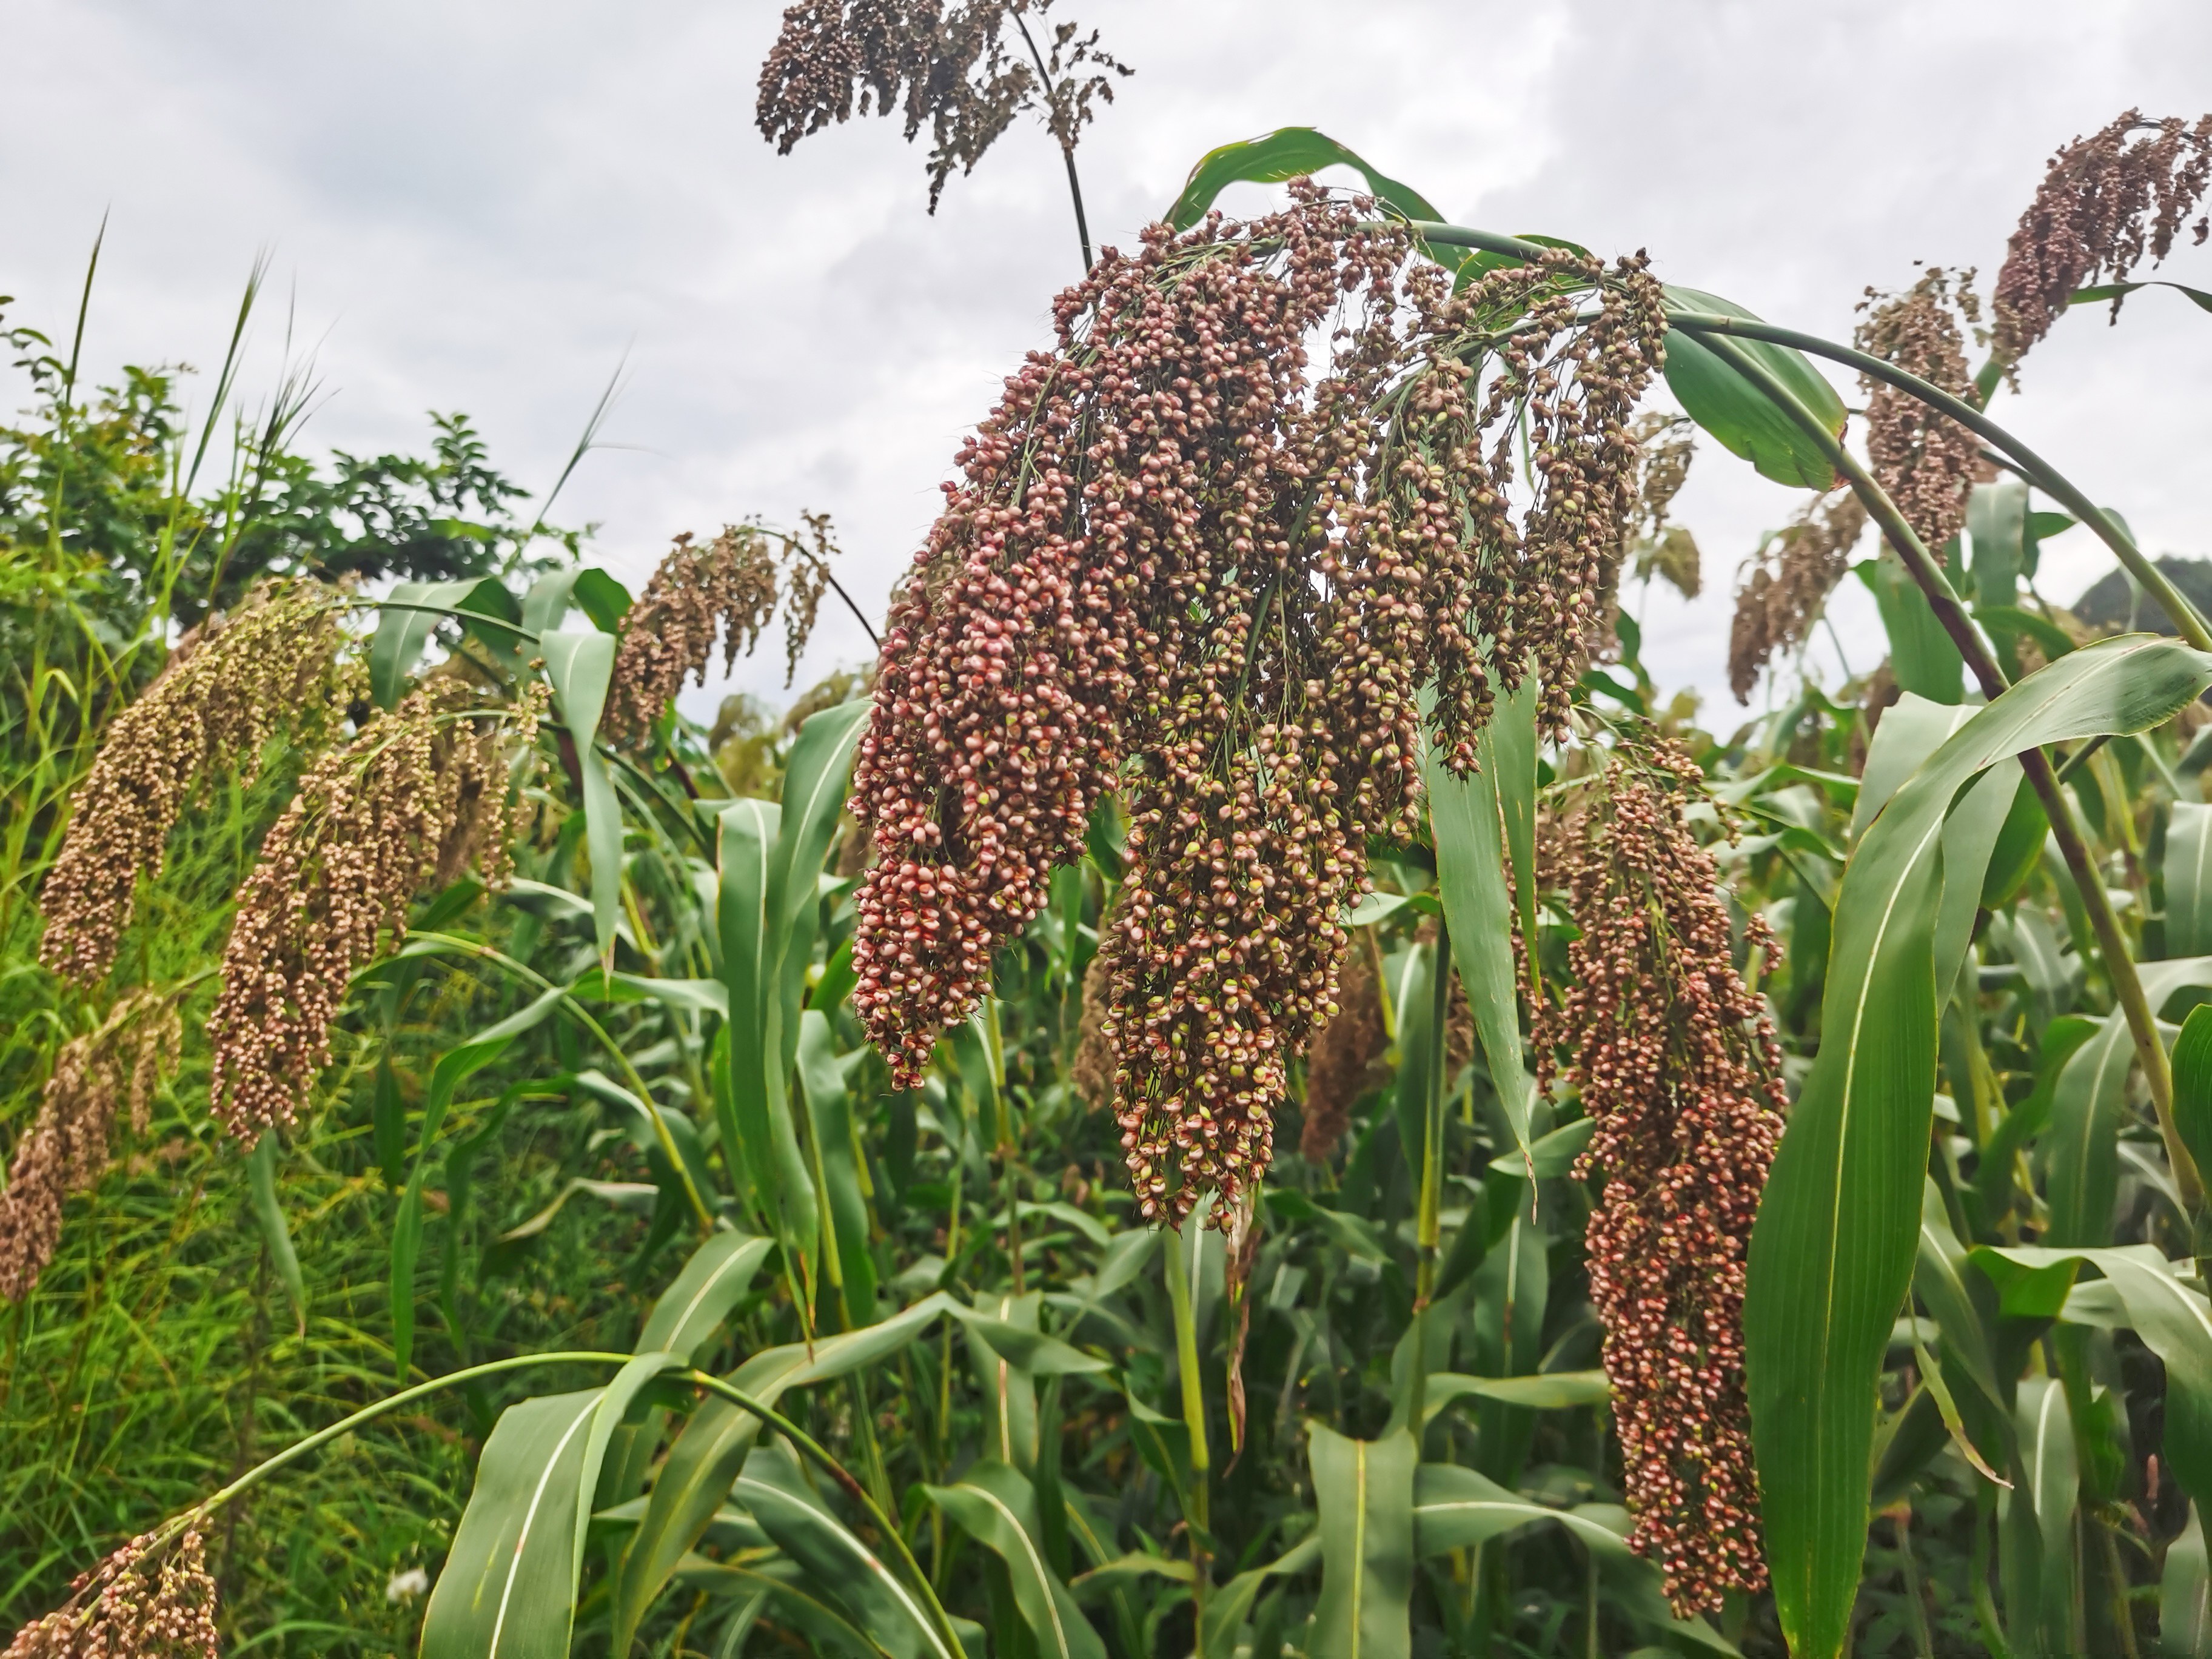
1163,1221,1211,1621
1413,919,1452,1309
1694,327,2206,1205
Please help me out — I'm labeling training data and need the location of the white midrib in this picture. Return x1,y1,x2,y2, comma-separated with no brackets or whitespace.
1349,1440,1367,1657
967,1483,1072,1659
487,1396,599,1656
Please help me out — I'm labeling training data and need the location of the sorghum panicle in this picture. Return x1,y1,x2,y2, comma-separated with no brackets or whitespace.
40,587,348,987
850,189,1667,1220
1726,490,1868,702
2,1528,218,1659
206,677,540,1139
1854,268,1982,555
1994,109,2212,366
1541,744,1785,1615
0,991,183,1303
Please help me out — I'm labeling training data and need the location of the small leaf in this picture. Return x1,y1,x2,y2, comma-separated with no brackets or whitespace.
1167,127,1439,232
2174,1004,2212,1184
540,629,623,965
1486,1116,1593,1182
2165,1504,2212,1659
248,1131,306,1333
1664,289,1849,490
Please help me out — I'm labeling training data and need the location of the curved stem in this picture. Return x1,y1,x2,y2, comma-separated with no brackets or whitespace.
1009,9,1094,274
1663,310,2212,652
685,1371,967,1659
1693,329,2204,1205
134,1350,634,1561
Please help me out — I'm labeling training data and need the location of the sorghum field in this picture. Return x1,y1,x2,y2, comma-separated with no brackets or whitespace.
5,7,2212,1657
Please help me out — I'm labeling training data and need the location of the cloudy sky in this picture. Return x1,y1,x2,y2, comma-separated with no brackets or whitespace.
7,0,2211,723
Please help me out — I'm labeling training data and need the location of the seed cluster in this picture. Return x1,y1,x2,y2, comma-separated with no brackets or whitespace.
1726,490,1868,702
206,677,540,1138
1855,268,1982,555
1994,109,2212,366
848,190,1666,1221
757,0,1127,212
1624,412,1700,601
604,523,842,742
0,992,182,1302
1070,951,1114,1113
40,587,347,986
1540,745,1784,1615
2,1529,218,1659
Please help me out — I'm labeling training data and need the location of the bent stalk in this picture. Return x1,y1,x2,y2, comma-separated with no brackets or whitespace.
1692,328,2206,1206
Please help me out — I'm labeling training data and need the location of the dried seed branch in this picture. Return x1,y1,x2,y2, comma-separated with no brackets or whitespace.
1727,490,1868,703
756,0,1128,226
1994,109,2212,367
604,518,850,743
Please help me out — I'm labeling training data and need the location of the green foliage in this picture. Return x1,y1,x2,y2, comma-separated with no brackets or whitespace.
13,116,2212,1659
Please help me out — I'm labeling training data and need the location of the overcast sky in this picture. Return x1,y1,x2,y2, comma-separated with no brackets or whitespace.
7,0,2211,725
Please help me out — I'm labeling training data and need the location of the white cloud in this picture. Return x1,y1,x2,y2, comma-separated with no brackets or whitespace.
4,0,2208,722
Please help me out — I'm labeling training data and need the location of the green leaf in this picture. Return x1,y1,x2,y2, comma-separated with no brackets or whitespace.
2069,278,2212,314
2045,957,2212,1245
2014,1376,2082,1653
393,985,566,1379
1862,556,1965,705
2170,805,2212,958
1424,702,1533,1163
540,629,623,965
640,1232,774,1361
1744,635,2212,1659
2165,1504,2212,1658
1166,127,1439,232
925,1461,1105,1659
1973,1245,2212,1506
716,799,818,1280
1198,1536,1319,1659
797,1007,877,1329
1976,604,2078,670
248,1131,306,1333
572,567,633,631
1485,1116,1592,1182
2174,1004,2212,1184
369,577,488,709
1410,1469,1741,1656
1966,479,2029,611
611,1293,962,1651
1309,1424,1417,1659
1663,288,1848,490
420,1389,602,1658
736,1440,955,1659
1418,1370,1608,1426
1851,694,1976,839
